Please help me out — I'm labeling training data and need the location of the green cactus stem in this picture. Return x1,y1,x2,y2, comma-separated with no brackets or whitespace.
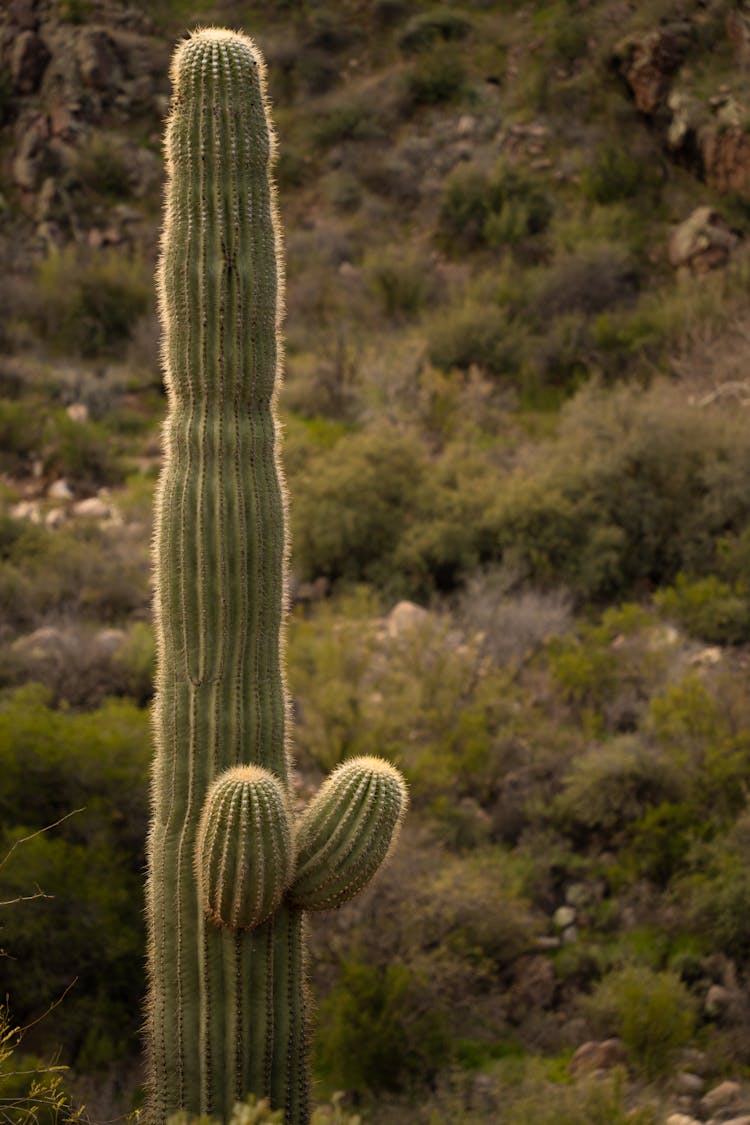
145,27,407,1125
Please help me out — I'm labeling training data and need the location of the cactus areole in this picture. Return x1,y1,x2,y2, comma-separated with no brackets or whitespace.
145,28,407,1125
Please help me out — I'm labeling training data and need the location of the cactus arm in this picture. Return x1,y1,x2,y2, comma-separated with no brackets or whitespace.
289,758,407,911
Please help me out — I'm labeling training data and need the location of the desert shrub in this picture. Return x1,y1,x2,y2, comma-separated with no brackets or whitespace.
655,573,750,645
427,301,522,377
74,136,133,198
36,247,151,358
44,410,124,486
582,966,696,1078
647,674,750,822
457,570,572,666
398,8,472,53
546,604,667,733
676,812,750,964
315,960,450,1094
313,102,383,147
581,144,656,205
617,801,712,887
324,170,361,213
0,522,149,628
503,1065,657,1125
290,427,497,596
406,47,467,107
167,1094,360,1125
0,399,45,472
290,427,426,588
438,163,552,254
489,381,750,599
551,736,683,849
365,249,433,319
0,686,149,1063
0,1019,81,1125
534,249,639,320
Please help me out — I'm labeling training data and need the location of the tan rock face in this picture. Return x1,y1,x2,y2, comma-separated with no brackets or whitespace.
568,1038,627,1076
613,26,689,115
10,29,50,94
668,207,740,275
702,126,750,195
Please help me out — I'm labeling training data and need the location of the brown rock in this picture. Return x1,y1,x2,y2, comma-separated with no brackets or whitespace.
12,113,52,191
727,7,750,68
569,1038,627,1076
614,26,690,115
702,127,750,195
702,1080,741,1114
668,207,740,275
10,30,50,94
76,29,120,91
510,956,556,1013
6,0,38,32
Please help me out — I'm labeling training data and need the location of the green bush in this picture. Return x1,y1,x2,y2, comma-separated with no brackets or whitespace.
398,8,472,53
0,686,149,1065
552,737,682,848
655,573,750,644
44,410,124,486
167,1094,360,1125
428,301,522,377
312,102,383,147
504,1066,657,1125
0,399,45,472
75,136,133,198
676,813,750,965
0,521,149,629
438,163,553,254
647,674,750,822
489,381,750,599
365,249,432,319
406,47,466,107
582,966,696,1078
36,247,151,358
580,144,654,205
315,960,451,1093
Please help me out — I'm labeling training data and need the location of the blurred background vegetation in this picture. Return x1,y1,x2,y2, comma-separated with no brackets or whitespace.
3,0,750,1121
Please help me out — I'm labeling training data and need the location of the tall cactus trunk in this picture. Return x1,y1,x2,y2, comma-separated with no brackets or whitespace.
146,29,407,1125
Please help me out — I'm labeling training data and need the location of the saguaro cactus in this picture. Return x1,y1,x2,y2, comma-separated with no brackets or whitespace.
146,27,407,1125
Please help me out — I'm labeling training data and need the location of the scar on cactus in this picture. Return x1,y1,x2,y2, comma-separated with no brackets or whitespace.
145,26,408,1125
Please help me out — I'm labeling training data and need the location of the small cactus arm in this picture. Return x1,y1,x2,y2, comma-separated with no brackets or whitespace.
145,27,407,1125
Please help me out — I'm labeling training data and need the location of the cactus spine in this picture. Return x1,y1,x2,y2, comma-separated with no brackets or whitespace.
146,28,407,1125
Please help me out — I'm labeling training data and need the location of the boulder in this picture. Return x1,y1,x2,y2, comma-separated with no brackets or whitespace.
66,402,89,423
6,0,39,32
553,905,576,930
72,496,111,520
668,207,740,275
702,1080,741,1115
47,478,73,500
674,1072,705,1096
613,25,690,115
10,500,41,522
509,955,556,1012
386,600,430,638
569,1038,627,1076
10,30,50,94
45,507,66,529
11,114,53,191
702,126,750,195
12,626,68,659
76,28,120,91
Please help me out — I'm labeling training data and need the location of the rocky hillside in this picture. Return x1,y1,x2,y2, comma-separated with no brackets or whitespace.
5,3,750,1125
